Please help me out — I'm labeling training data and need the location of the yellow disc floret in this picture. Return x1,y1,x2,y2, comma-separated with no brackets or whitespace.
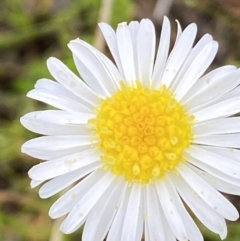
90,82,194,183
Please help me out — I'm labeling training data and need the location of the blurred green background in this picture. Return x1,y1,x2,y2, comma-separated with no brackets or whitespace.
0,0,240,240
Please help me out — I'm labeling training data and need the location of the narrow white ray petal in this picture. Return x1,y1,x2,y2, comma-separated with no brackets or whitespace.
28,149,101,181
201,145,240,162
152,16,171,88
174,41,218,101
30,179,44,188
160,205,177,241
121,183,143,241
165,175,203,241
186,146,240,179
72,52,109,95
107,186,131,241
73,38,122,88
175,20,182,43
187,82,240,115
22,135,94,161
171,34,213,92
193,133,240,148
129,21,140,79
137,19,155,87
47,57,99,106
192,97,240,122
181,65,236,103
160,23,197,88
68,40,118,95
186,152,240,187
188,164,240,195
169,172,227,239
27,89,92,113
185,68,240,109
177,163,239,221
49,170,102,219
185,81,240,117
20,110,93,136
218,85,240,100
98,23,125,78
189,85,240,116
193,117,240,136
135,197,144,241
22,110,93,125
35,78,82,102
155,179,188,241
92,47,122,88
39,162,100,198
60,170,115,234
22,135,96,150
82,177,126,241
144,184,165,241
69,59,108,98
117,22,136,84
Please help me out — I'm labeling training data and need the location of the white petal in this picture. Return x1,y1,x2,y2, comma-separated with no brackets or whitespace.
116,22,136,84
22,136,94,161
35,78,82,102
169,172,227,239
20,110,93,136
39,162,100,198
170,33,213,92
186,151,240,187
144,184,165,241
91,44,122,88
49,170,103,219
147,188,176,241
181,65,236,103
107,186,131,241
186,146,240,179
193,133,240,148
155,179,188,241
192,97,240,122
60,170,115,234
152,16,171,88
129,21,140,79
201,145,240,162
73,39,122,88
218,85,240,100
28,148,101,181
175,20,182,43
27,89,91,113
137,19,155,87
184,68,240,109
30,179,44,188
165,175,203,241
188,164,240,195
121,183,143,241
82,176,126,241
193,117,240,136
47,57,99,106
177,163,239,221
174,41,218,101
161,23,197,88
22,135,96,160
98,23,125,78
160,206,177,241
68,40,118,95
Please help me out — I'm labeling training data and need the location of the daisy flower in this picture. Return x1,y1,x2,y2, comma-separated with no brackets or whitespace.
21,17,240,241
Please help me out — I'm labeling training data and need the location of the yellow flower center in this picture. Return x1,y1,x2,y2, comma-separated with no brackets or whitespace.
91,82,194,183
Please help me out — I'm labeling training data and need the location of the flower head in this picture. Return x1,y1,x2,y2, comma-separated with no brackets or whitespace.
21,17,240,241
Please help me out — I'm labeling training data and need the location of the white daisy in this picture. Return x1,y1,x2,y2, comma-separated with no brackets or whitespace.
21,17,240,241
